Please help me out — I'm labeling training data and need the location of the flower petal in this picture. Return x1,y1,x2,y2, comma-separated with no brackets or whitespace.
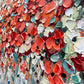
35,37,45,50
53,75,64,84
63,0,73,8
48,75,55,84
53,64,61,75
43,1,58,14
44,61,52,74
46,37,54,49
31,43,37,52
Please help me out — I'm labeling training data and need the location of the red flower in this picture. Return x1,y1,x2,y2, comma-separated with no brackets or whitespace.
71,54,84,71
27,23,37,36
44,61,68,84
45,29,65,56
31,37,45,53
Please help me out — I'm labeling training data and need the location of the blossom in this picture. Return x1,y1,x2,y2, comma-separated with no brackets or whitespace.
45,29,65,56
31,37,45,53
74,37,84,56
71,54,84,71
44,61,68,84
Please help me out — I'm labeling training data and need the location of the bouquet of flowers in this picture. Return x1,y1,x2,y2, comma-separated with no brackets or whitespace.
0,0,84,84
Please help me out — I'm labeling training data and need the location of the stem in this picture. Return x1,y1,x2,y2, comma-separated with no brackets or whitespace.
67,74,71,84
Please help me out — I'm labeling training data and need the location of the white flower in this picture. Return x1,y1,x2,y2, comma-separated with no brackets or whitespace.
19,37,32,53
64,30,80,42
65,8,73,17
15,47,18,52
44,27,51,37
37,24,44,34
74,37,84,55
65,20,76,31
31,53,40,65
77,18,84,30
61,15,71,27
50,28,54,33
40,76,49,84
40,61,45,70
6,43,10,48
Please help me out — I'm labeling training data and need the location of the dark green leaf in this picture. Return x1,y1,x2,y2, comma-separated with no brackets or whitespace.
55,21,62,28
1,48,4,53
13,52,18,64
23,55,26,60
79,71,84,79
11,75,14,82
62,60,76,74
62,27,68,33
39,33,43,37
49,16,56,24
32,67,35,72
72,75,80,83
50,54,59,62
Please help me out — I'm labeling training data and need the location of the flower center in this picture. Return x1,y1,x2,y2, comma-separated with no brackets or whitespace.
61,73,66,78
72,37,77,42
55,39,60,45
37,46,39,49
51,72,55,77
40,56,44,60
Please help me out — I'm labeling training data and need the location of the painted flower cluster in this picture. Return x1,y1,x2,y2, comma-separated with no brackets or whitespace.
0,0,84,84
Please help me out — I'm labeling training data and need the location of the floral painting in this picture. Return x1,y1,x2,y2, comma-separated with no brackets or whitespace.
0,0,84,84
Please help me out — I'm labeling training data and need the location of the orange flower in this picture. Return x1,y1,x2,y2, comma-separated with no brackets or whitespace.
46,29,65,55
27,23,37,36
31,37,45,52
43,0,58,14
63,0,73,8
44,61,68,84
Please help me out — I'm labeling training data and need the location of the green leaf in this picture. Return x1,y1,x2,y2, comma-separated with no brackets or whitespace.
59,51,65,61
50,54,59,62
11,75,14,82
55,21,62,28
74,0,81,7
72,75,80,83
31,78,36,84
79,71,84,79
23,55,26,60
49,16,56,24
1,48,4,53
62,60,76,74
32,67,35,72
24,4,27,8
13,52,18,64
1,48,4,56
15,65,19,75
62,27,68,33
31,16,36,23
25,0,29,3
39,33,43,37
23,81,25,84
